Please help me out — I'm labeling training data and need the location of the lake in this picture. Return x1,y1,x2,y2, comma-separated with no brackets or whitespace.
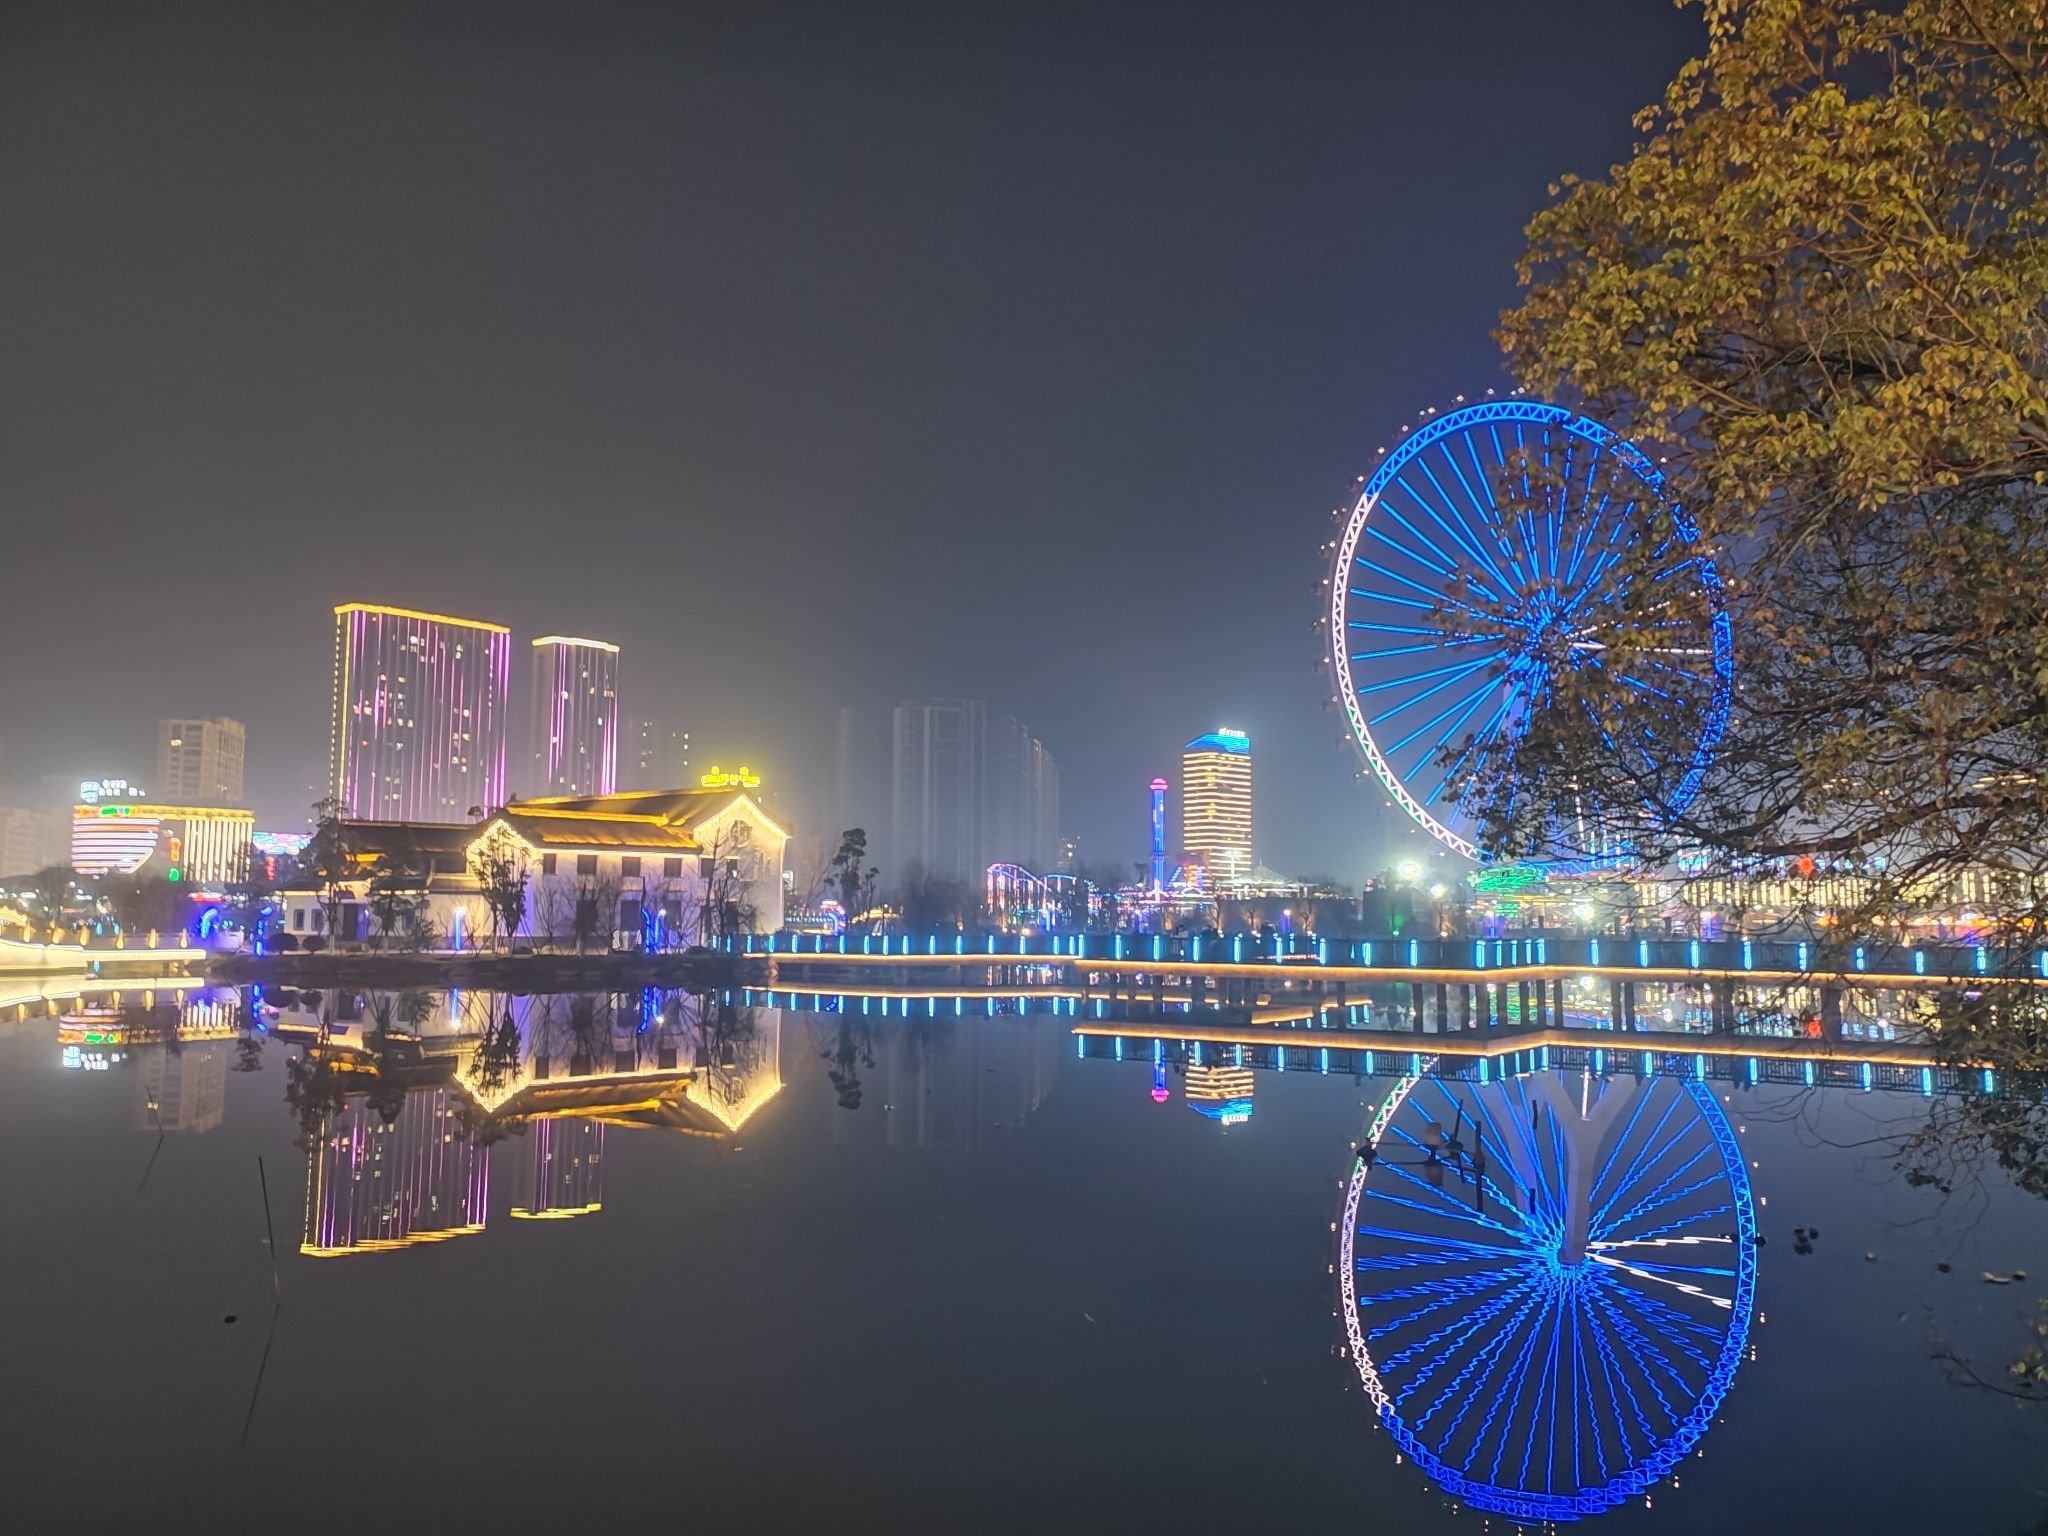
1,985,2042,1533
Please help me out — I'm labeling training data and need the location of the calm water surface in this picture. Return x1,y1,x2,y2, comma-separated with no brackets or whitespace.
1,987,2043,1533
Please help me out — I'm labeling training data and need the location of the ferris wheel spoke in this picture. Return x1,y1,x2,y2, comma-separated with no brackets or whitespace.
1365,517,1461,581
1354,554,1486,616
1588,1276,1711,1395
1584,1296,1661,1458
1438,442,1527,589
1591,1107,1708,1236
1351,654,1497,696
1460,1283,1555,1484
1604,1210,1736,1248
1368,655,1509,729
1382,669,1504,759
1420,456,1533,595
1378,1128,1531,1235
1404,1275,1548,1422
1595,1271,1724,1362
1588,1083,1686,1219
1459,1088,1551,1225
1422,692,1515,810
1349,639,1489,662
1386,480,1516,596
1385,1271,1542,1387
1598,1157,1724,1243
1376,498,1503,601
1429,1286,1554,1459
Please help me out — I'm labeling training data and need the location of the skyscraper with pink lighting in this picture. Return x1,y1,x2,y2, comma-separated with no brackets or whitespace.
527,636,619,796
329,603,511,821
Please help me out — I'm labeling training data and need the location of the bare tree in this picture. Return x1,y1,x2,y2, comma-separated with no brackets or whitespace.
469,823,530,951
698,820,759,942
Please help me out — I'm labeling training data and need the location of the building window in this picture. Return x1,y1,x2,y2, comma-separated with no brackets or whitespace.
620,856,641,876
664,857,684,878
542,853,558,875
577,854,599,876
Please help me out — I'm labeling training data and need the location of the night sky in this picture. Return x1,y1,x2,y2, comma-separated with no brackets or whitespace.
0,1,1702,875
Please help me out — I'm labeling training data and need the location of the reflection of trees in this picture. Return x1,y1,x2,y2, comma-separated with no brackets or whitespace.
809,1012,875,1110
283,1053,352,1151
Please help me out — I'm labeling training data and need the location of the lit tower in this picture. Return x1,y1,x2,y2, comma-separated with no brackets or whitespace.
1180,729,1252,888
330,604,511,821
1149,778,1168,891
528,636,620,796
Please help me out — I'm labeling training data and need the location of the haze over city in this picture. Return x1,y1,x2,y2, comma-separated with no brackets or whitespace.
0,0,1700,875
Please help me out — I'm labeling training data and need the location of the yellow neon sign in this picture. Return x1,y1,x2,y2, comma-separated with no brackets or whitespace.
699,765,762,789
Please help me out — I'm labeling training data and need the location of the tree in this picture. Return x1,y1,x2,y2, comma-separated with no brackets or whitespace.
365,857,427,950
698,820,759,941
827,828,873,915
1488,0,2048,1374
302,798,357,945
469,823,530,950
1483,1,2048,959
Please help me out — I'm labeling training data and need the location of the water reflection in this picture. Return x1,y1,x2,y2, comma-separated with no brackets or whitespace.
1340,1064,1756,1521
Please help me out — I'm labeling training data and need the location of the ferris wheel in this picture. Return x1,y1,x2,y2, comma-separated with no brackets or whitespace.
1325,398,1733,861
1338,1065,1757,1522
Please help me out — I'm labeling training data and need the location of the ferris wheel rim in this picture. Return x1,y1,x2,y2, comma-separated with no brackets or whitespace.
1326,399,1734,864
1336,1064,1758,1521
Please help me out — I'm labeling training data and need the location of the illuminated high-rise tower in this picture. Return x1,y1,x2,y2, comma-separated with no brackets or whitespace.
527,636,619,796
329,604,511,822
1149,778,1168,890
1181,729,1252,888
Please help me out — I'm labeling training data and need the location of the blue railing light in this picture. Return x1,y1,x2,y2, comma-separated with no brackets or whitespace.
1741,938,1753,970
1638,939,1651,967
1689,939,1701,970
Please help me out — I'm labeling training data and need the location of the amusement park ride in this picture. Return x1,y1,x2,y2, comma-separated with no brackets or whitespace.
1324,395,1754,1521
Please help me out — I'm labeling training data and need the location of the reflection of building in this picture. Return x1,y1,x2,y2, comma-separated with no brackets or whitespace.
136,1041,228,1133
854,1015,1059,1153
70,803,254,883
1181,730,1253,888
511,1118,604,1219
156,717,246,806
302,1087,491,1256
1185,1062,1254,1124
329,603,512,822
528,637,619,797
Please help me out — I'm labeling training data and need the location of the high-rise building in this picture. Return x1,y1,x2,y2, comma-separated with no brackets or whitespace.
830,706,889,858
625,715,691,790
329,604,511,822
0,805,69,877
892,699,987,883
1182,728,1253,887
527,637,619,797
156,717,246,806
892,701,1056,881
986,714,1059,870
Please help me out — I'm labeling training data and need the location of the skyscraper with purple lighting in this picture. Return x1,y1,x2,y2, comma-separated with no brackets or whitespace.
329,603,511,822
527,636,619,797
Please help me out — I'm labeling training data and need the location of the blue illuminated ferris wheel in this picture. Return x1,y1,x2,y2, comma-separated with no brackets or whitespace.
1326,399,1734,861
1339,1066,1757,1522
